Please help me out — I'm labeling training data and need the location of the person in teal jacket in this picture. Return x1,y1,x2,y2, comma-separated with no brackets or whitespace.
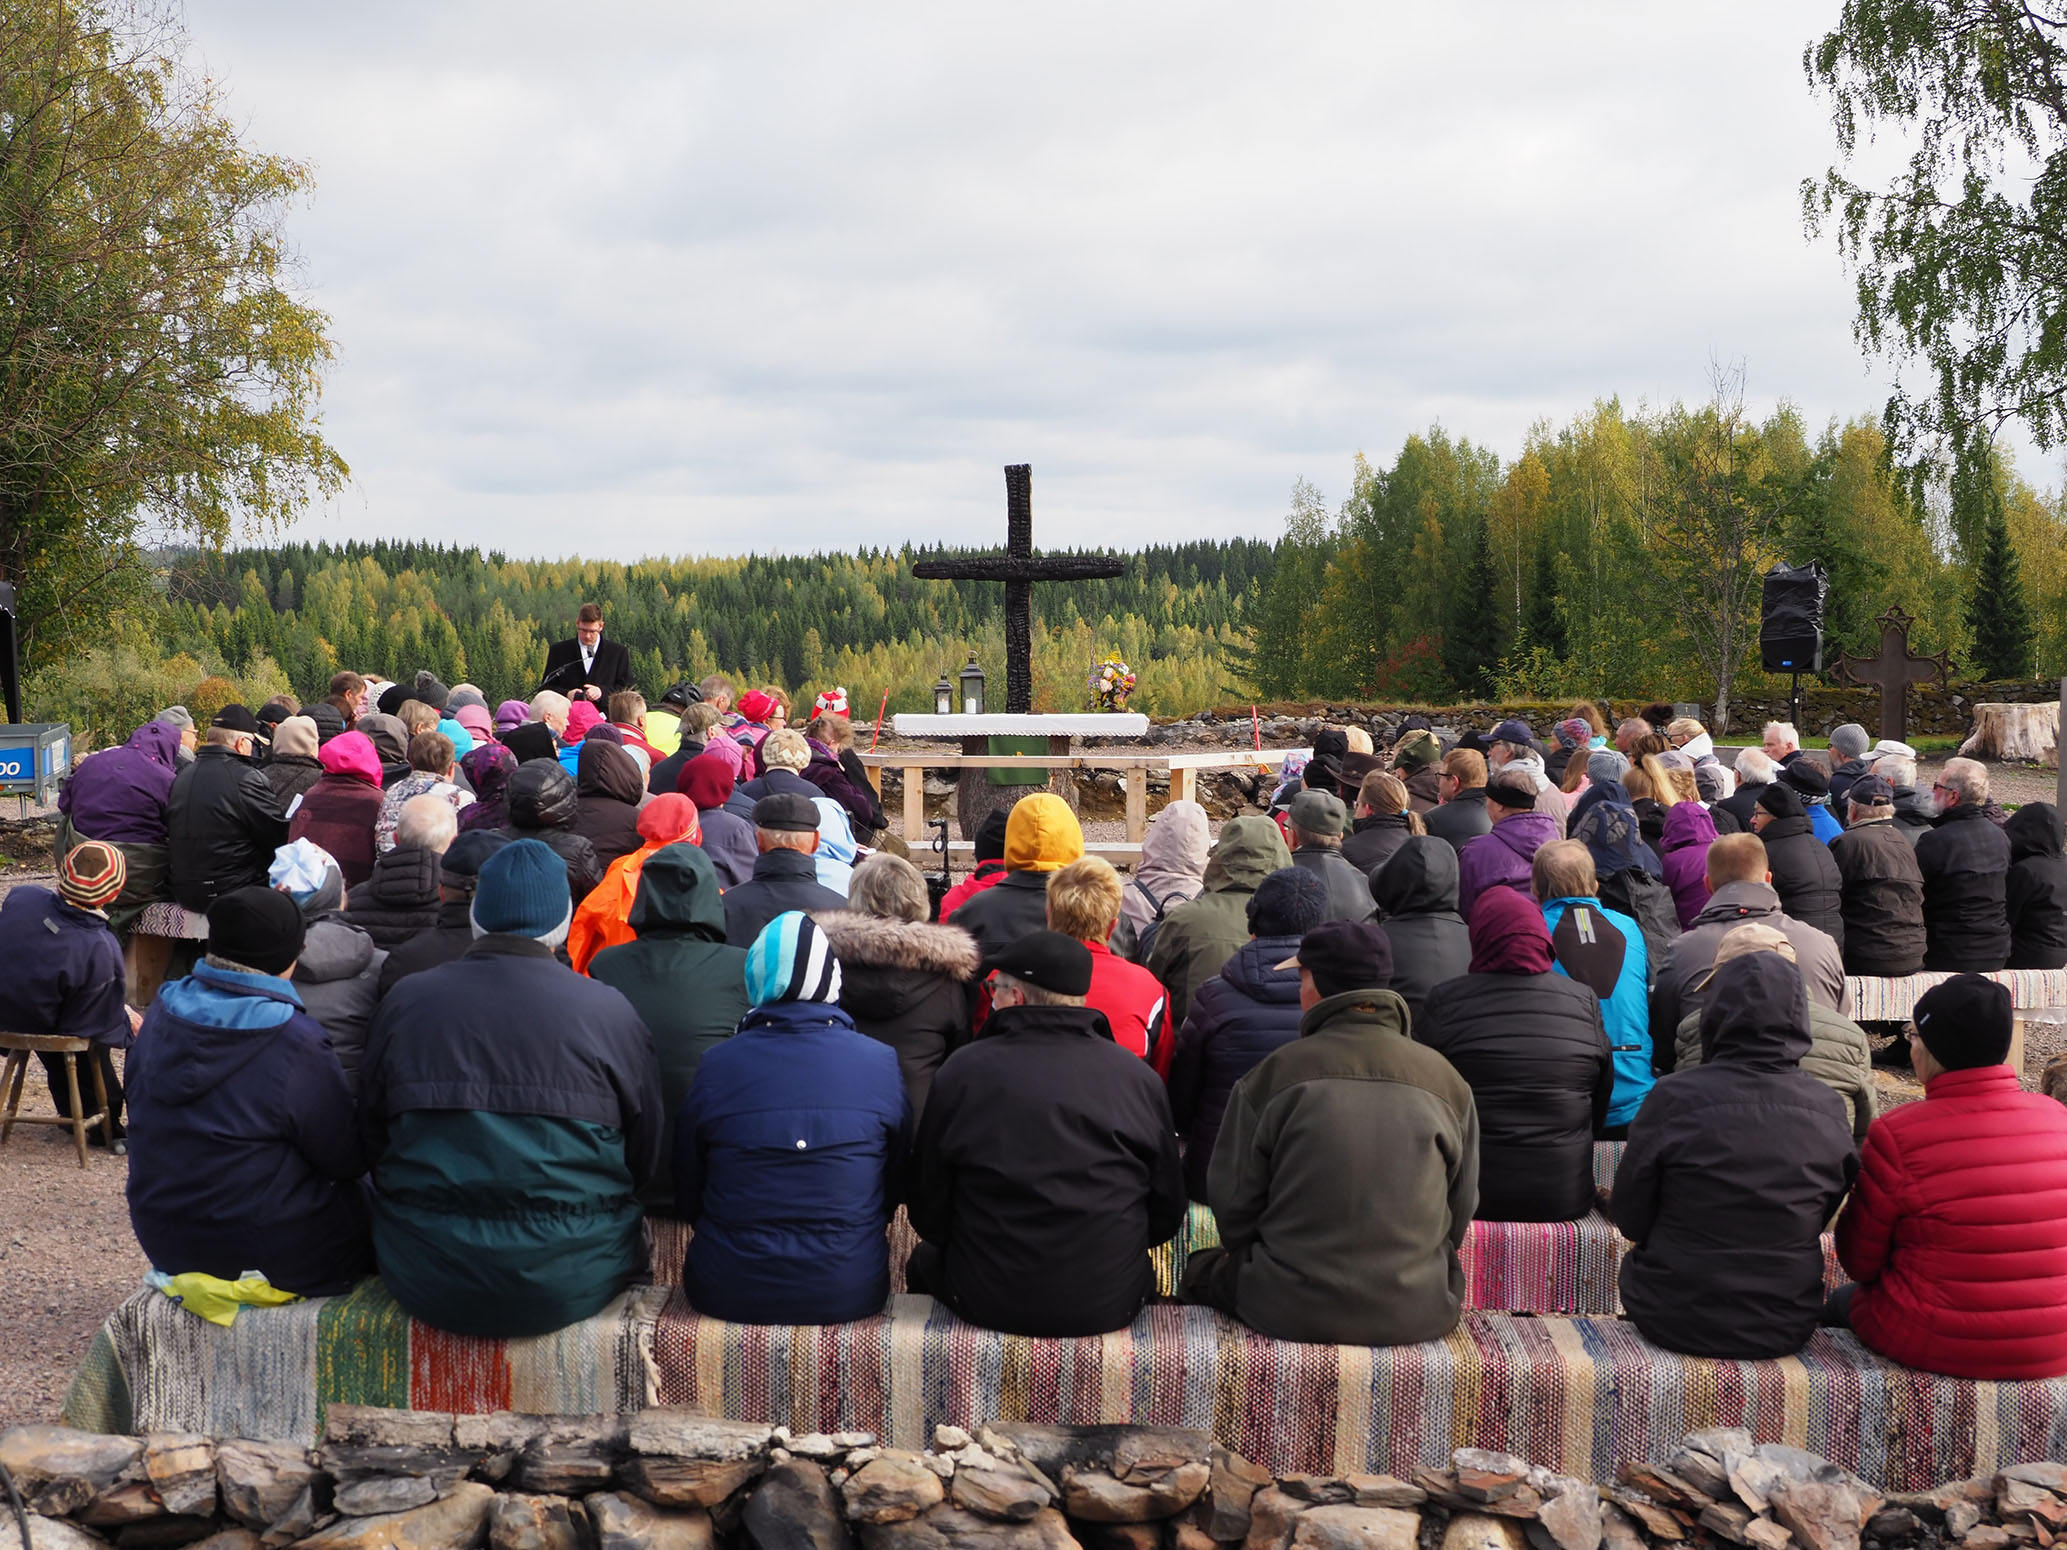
1533,840,1654,1132
361,839,664,1337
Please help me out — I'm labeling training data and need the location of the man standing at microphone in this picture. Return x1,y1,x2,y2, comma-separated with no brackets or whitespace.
540,603,634,705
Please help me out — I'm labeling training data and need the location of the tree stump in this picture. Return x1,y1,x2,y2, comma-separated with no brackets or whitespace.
1958,703,2061,766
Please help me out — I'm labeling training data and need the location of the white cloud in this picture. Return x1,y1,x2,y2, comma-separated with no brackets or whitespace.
180,0,1930,560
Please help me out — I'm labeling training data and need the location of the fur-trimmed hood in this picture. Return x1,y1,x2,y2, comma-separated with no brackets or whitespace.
811,909,981,979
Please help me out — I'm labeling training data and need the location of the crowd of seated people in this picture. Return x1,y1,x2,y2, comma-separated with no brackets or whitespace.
22,666,2067,1381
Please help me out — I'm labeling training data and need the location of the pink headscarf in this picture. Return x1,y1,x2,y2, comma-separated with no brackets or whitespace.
564,701,604,743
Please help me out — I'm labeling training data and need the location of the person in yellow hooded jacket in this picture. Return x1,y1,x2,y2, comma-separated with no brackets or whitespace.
951,794,1084,963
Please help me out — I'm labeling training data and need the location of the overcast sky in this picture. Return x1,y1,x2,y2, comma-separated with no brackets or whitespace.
178,2,1950,561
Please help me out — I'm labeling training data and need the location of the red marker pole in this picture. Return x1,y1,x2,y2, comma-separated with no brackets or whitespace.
870,690,890,751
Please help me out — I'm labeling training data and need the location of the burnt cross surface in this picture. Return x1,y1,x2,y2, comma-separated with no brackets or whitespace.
1837,605,1954,743
911,464,1124,713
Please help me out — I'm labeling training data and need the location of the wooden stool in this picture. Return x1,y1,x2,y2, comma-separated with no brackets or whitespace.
0,1034,114,1168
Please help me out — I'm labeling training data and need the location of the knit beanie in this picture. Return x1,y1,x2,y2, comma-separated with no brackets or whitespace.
446,686,489,713
1556,718,1593,750
58,841,126,912
495,699,530,731
1248,867,1330,937
745,911,843,1005
272,716,320,761
1587,749,1630,786
972,807,1012,865
206,886,306,974
501,722,559,766
413,671,451,713
1913,974,2015,1071
471,838,573,944
305,702,346,744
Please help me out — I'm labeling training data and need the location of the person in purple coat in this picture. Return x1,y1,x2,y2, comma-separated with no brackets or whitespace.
58,720,184,930
1455,776,1561,920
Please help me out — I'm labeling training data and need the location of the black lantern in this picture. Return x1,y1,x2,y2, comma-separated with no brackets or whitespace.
959,654,986,716
933,674,954,716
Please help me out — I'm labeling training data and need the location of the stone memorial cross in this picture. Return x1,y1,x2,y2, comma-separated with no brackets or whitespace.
1837,605,1954,743
911,465,1124,713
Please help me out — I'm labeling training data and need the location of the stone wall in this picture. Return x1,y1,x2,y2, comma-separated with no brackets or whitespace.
0,1412,2052,1550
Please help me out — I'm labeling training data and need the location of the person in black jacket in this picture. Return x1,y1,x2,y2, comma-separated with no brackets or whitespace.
723,794,848,947
1916,758,2013,971
1716,748,1777,833
166,707,290,912
1417,886,1611,1222
1166,868,1329,1203
1750,784,1845,953
343,796,451,949
378,830,511,995
569,737,645,872
1612,952,1858,1359
906,931,1185,1336
1424,749,1493,853
2006,802,2067,970
816,854,980,1120
500,761,603,904
1369,836,1471,1024
1829,775,1925,976
1340,772,1415,875
539,602,635,705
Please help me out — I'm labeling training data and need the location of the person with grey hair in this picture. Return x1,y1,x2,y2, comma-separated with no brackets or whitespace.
528,690,571,739
1916,756,2012,970
1613,719,1651,757
1826,724,1873,816
1871,752,1937,840
815,854,982,1119
1762,722,1804,768
1717,746,1777,832
343,794,453,949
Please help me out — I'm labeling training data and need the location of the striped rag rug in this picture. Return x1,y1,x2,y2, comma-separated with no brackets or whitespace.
1847,968,2067,1024
647,1294,2067,1491
62,1278,664,1446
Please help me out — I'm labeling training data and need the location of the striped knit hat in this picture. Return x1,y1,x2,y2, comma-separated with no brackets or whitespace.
745,911,842,1006
58,842,125,912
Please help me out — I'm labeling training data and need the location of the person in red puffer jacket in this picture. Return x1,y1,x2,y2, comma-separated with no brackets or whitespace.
1047,856,1171,1074
1834,974,2067,1379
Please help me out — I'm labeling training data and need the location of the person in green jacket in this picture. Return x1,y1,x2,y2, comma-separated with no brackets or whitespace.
1146,816,1293,1030
589,843,750,1210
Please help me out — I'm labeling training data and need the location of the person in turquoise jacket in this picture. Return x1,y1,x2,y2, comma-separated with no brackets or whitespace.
361,839,664,1338
1533,839,1654,1133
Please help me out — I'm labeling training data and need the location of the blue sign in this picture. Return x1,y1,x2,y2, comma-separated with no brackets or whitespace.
0,748,33,782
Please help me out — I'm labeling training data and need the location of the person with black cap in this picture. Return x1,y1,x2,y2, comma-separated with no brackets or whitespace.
376,829,513,995
124,886,374,1296
166,706,290,913
1830,774,1926,977
723,793,848,947
1180,920,1480,1346
1749,782,1844,949
1834,975,2067,1378
361,839,664,1337
905,930,1184,1336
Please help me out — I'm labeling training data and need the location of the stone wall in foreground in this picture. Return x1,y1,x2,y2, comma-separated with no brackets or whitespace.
0,1411,2053,1550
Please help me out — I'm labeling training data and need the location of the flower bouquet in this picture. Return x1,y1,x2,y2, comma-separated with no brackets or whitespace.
1088,654,1137,711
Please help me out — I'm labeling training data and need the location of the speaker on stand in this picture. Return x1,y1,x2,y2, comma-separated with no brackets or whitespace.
1760,562,1828,733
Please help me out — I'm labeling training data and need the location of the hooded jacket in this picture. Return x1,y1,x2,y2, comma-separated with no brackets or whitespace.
676,753,757,887
907,1002,1186,1336
1613,953,1858,1359
1659,802,1718,930
1291,842,1379,923
1455,810,1560,921
1370,836,1472,1024
458,743,517,834
1917,802,2014,970
61,722,182,846
263,718,326,809
589,845,750,1211
950,795,1085,961
502,762,604,903
1166,935,1305,1202
675,996,910,1324
569,796,701,973
1839,1061,2067,1379
290,876,387,1095
1199,987,1478,1346
1539,894,1653,1129
1651,882,1850,1065
1891,784,1937,841
814,910,980,1121
1146,817,1295,1031
1424,786,1492,853
290,734,386,889
1673,993,1877,1140
343,845,443,949
124,961,373,1295
1112,801,1209,961
356,713,411,787
2006,803,2067,970
1340,812,1413,876
1758,810,1846,952
1828,756,1871,816
362,936,665,1337
723,846,849,949
1417,890,1611,1222
570,741,647,872
1830,816,1927,976
167,746,291,911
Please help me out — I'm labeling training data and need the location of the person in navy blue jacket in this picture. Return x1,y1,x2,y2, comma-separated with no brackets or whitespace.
124,887,373,1294
674,911,910,1324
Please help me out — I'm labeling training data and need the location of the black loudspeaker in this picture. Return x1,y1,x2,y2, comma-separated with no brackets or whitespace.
1760,561,1828,674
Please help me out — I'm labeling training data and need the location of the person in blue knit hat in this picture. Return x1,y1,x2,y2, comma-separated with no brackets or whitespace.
673,911,910,1324
361,838,665,1337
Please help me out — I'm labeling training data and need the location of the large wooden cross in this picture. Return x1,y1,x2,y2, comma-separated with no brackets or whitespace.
911,464,1124,713
1837,605,1954,742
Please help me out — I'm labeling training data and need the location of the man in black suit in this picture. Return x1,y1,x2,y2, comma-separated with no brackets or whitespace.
539,602,634,704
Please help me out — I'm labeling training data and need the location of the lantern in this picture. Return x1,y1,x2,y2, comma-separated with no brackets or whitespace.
933,674,954,716
960,654,986,716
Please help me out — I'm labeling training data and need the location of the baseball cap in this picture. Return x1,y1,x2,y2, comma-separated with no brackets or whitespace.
1287,788,1349,837
1273,919,1394,997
